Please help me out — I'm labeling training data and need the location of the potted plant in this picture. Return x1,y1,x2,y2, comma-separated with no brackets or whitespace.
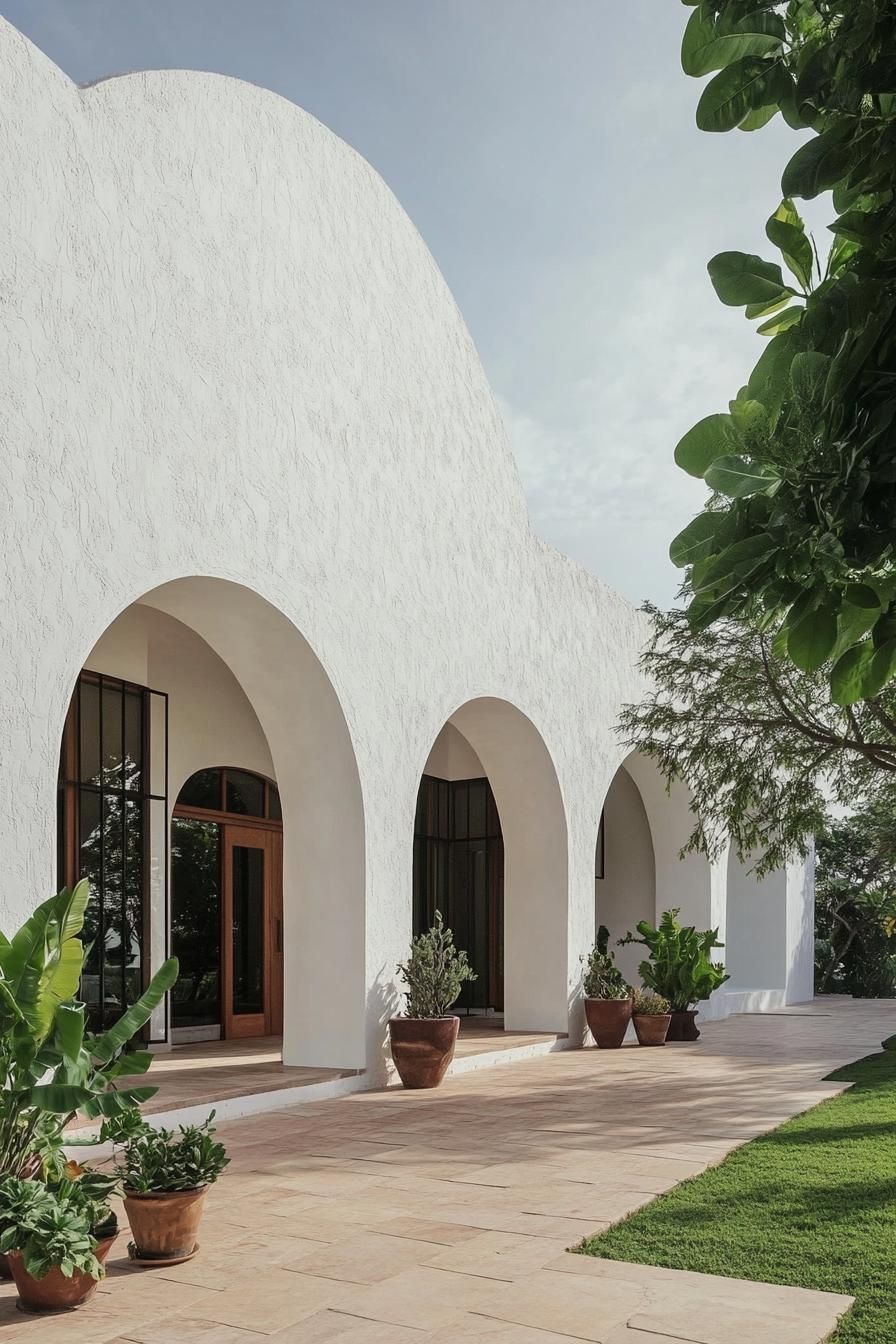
631,988,672,1046
117,1113,229,1265
582,925,631,1048
620,909,729,1041
389,912,476,1088
0,1178,106,1312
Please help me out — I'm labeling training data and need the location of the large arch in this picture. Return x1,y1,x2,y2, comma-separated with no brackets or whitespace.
413,698,570,1034
56,576,366,1070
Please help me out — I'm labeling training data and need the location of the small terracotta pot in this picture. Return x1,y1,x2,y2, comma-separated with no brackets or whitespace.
584,996,632,1049
7,1241,112,1313
667,1009,700,1042
633,1013,672,1046
388,1015,459,1089
124,1187,207,1265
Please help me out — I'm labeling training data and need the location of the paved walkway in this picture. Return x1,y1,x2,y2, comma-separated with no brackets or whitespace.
4,998,892,1343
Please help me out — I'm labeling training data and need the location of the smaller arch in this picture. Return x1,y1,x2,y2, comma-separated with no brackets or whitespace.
413,697,570,1034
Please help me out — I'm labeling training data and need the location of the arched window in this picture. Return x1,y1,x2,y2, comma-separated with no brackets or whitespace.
176,767,281,822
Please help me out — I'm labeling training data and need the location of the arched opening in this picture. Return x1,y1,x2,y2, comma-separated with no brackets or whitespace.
596,751,714,986
413,699,569,1034
56,577,366,1071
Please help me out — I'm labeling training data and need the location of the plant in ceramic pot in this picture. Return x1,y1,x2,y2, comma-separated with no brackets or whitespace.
582,925,631,1049
117,1113,229,1265
631,989,672,1047
389,912,476,1089
0,1178,105,1312
620,909,728,1041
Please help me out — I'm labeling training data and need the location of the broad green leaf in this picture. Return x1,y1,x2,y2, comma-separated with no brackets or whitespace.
737,102,779,131
832,602,881,661
28,1083,92,1113
674,413,741,477
787,603,838,672
81,1086,157,1119
708,251,791,307
704,455,781,498
687,589,736,632
830,641,874,705
696,56,788,132
88,956,179,1064
669,511,729,568
765,200,814,289
745,295,790,321
54,1002,85,1065
790,351,830,402
692,532,776,593
756,305,804,336
729,397,767,432
782,128,852,200
748,329,797,415
682,7,783,77
844,584,881,611
864,640,896,698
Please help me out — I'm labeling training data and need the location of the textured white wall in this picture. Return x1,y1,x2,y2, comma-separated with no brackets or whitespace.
0,19,814,1072
423,724,486,781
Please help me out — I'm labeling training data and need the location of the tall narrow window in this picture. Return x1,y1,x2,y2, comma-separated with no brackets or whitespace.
58,672,168,1032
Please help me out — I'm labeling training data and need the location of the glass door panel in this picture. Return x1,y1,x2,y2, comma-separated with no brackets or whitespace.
223,827,270,1038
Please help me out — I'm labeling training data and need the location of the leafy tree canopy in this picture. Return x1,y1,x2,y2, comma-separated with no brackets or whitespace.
621,601,896,874
815,798,896,995
672,1,896,704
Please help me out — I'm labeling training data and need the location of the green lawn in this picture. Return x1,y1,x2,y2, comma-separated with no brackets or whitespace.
577,1050,896,1344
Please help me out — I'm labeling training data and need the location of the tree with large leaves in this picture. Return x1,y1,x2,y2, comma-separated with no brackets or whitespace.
0,882,178,1177
814,799,896,995
672,1,896,705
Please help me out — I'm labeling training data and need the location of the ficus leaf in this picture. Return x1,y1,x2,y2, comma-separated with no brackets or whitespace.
674,413,742,477
787,603,838,672
782,126,852,199
708,251,791,307
704,455,781,498
669,511,730,568
681,7,783,78
790,350,830,402
830,641,875,705
756,304,804,336
696,56,789,133
765,200,814,289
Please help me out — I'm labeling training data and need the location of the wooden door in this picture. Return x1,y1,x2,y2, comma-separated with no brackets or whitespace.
222,826,283,1039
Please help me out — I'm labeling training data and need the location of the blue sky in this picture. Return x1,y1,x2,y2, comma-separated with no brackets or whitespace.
3,1,814,605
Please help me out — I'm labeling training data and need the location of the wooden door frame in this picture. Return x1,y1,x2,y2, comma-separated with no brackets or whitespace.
172,807,283,1041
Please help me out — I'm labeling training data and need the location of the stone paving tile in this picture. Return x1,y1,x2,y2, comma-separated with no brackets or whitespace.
2,998,888,1344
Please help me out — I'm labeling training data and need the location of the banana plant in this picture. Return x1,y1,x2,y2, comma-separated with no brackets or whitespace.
619,909,728,1012
0,881,178,1176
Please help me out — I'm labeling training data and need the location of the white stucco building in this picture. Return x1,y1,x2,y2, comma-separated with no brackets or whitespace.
0,19,814,1083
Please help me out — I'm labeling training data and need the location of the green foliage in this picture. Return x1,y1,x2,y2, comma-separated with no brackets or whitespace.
0,882,179,1177
815,800,896,996
672,1,896,704
582,924,631,1000
578,1048,896,1342
118,1113,229,1194
631,988,670,1016
620,603,896,875
620,909,728,1012
396,911,477,1018
0,1178,102,1282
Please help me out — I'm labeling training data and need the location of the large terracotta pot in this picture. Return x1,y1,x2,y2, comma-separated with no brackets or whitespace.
1,1225,115,1291
633,1013,672,1047
667,1009,700,1042
584,997,632,1049
124,1187,207,1265
388,1015,459,1089
7,1233,115,1314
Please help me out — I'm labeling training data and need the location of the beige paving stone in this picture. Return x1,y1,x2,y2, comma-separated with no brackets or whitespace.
375,1216,486,1245
197,1269,362,1333
269,1310,425,1341
113,1319,267,1343
424,1231,562,1281
282,1231,436,1284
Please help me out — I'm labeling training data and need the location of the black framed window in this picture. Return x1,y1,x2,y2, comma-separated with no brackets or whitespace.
595,809,605,880
58,672,168,1033
176,767,280,821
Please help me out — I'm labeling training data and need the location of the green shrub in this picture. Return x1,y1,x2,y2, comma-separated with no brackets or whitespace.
118,1114,229,1194
582,925,630,1000
620,909,728,1012
0,1178,102,1281
396,912,476,1018
632,988,670,1016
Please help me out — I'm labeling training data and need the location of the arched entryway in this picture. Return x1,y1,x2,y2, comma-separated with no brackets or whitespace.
56,577,366,1069
171,767,283,1042
414,699,569,1033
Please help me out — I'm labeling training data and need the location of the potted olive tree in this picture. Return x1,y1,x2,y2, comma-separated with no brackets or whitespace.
620,909,728,1041
631,989,672,1047
117,1113,229,1265
582,925,631,1048
389,912,476,1089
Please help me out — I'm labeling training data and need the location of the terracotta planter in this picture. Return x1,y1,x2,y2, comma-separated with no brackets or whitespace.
388,1015,459,1089
584,996,632,1049
124,1187,207,1265
7,1236,114,1314
667,1009,700,1042
633,1013,672,1047
1,1228,114,1295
